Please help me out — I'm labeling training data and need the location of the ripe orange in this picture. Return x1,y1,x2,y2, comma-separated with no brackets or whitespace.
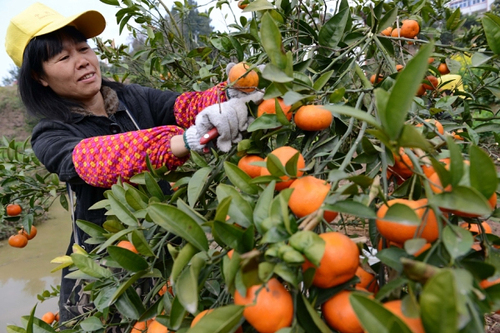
355,266,379,293
257,98,293,121
228,62,259,93
303,232,359,289
288,176,331,218
396,64,404,72
191,309,212,327
8,234,28,248
416,84,426,97
147,319,171,333
391,28,401,37
438,62,450,75
323,210,339,223
294,105,333,131
389,148,414,179
227,249,234,259
234,278,293,333
428,57,435,64
237,0,248,9
158,282,173,296
54,312,59,322
460,221,492,234
370,74,383,84
260,146,305,191
422,157,450,179
480,276,500,289
383,300,425,333
416,119,444,135
400,19,420,38
381,26,393,36
322,289,366,332
117,240,139,254
41,312,56,325
376,198,440,244
6,204,22,216
238,155,264,178
19,226,37,240
422,75,439,90
132,321,148,332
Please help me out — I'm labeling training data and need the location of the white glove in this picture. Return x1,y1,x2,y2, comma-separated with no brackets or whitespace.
195,91,264,152
183,126,205,153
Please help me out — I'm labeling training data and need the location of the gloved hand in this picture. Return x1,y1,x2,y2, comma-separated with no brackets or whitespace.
186,91,264,153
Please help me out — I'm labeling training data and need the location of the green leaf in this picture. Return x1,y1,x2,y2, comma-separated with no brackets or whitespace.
188,167,211,207
107,192,139,227
446,8,463,31
186,305,244,333
115,287,146,320
260,12,288,71
216,184,254,228
483,13,500,54
243,0,275,11
213,221,248,254
318,7,349,48
323,105,381,130
6,326,26,333
431,186,492,217
325,200,377,219
175,254,206,314
289,231,325,267
262,63,293,83
80,316,104,331
144,172,165,201
313,70,334,91
224,162,260,195
70,253,112,279
124,185,149,210
76,220,106,239
399,125,432,151
171,242,200,282
377,7,397,33
469,145,498,199
295,293,331,333
382,203,421,226
442,225,474,260
380,42,433,140
148,203,209,251
420,269,459,333
247,114,283,131
107,246,149,272
350,293,413,333
130,229,155,257
253,181,276,234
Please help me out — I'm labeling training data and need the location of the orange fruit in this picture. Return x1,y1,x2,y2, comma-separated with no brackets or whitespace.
400,19,420,38
54,312,59,322
41,312,55,325
260,146,305,191
191,309,212,327
389,148,414,179
391,28,401,37
132,321,148,332
323,210,339,223
257,98,293,121
8,234,28,248
294,105,333,131
422,75,439,90
19,226,37,240
147,319,170,333
438,62,450,75
421,157,450,179
6,204,22,216
117,240,139,254
228,62,259,93
370,74,383,84
237,0,248,9
459,221,492,234
234,278,293,333
416,84,426,97
303,232,359,289
383,300,425,333
322,289,366,332
355,266,379,293
396,64,404,72
416,119,444,135
238,155,264,178
288,176,331,218
480,276,500,289
377,238,403,251
428,170,496,218
381,26,393,36
428,57,435,64
158,282,173,296
376,198,441,244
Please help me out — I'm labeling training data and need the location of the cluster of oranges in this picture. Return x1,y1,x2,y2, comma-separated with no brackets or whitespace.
41,311,59,325
381,19,420,39
8,226,37,248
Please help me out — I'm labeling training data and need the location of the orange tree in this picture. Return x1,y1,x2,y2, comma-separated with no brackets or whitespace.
6,0,500,332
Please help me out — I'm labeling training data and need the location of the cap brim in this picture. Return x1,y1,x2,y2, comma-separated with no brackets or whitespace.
35,10,106,39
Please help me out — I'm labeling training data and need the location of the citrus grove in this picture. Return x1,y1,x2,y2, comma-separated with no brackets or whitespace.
3,0,500,332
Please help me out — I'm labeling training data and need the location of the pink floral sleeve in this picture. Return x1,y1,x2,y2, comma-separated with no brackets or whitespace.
72,125,188,188
174,82,228,128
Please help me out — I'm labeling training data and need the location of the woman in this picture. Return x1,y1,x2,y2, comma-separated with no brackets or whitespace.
5,2,262,328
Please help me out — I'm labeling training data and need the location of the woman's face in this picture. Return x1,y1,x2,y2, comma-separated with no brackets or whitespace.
39,39,101,103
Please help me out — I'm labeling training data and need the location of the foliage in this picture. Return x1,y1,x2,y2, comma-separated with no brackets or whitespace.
6,0,500,332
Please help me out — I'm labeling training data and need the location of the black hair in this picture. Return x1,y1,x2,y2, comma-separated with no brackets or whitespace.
18,25,123,122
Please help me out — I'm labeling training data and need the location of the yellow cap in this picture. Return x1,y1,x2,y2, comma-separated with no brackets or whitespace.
5,2,106,67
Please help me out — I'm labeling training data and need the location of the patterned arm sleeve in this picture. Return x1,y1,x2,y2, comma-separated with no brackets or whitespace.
72,125,188,188
174,82,228,128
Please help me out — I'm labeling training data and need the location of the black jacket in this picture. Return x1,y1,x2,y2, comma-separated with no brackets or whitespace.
31,83,180,244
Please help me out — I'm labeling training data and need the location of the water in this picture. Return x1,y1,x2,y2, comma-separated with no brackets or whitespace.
0,202,72,328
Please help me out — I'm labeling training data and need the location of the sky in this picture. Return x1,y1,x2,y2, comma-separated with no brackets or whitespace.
0,0,239,82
